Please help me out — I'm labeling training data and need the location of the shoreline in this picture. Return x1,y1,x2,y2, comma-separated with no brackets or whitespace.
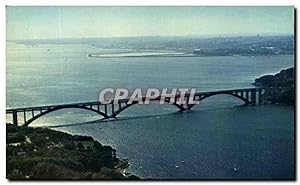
87,53,292,58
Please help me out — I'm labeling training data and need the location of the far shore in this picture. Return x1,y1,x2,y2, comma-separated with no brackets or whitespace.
88,53,292,58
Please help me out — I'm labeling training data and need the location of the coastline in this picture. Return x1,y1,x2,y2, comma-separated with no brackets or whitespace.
253,67,295,104
6,124,139,180
87,53,292,58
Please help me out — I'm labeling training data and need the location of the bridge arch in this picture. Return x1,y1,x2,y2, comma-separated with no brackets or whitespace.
24,105,109,126
187,91,250,110
111,100,185,118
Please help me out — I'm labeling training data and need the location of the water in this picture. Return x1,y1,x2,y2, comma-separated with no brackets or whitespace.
6,42,295,179
55,105,295,179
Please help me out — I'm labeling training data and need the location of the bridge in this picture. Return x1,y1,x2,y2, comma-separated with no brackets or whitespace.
6,88,264,126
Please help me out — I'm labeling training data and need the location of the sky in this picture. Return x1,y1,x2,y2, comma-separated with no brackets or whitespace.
6,6,294,40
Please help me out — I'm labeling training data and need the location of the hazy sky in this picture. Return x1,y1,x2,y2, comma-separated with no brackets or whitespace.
6,6,294,40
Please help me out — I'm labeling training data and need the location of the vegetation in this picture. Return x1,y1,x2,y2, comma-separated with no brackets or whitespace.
253,67,294,104
6,124,139,180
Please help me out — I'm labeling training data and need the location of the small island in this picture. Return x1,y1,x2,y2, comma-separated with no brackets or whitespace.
6,124,139,180
253,67,294,104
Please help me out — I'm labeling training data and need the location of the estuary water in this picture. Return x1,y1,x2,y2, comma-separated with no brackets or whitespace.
6,42,295,179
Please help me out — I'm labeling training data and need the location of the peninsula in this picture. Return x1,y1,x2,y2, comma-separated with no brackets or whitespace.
7,124,139,180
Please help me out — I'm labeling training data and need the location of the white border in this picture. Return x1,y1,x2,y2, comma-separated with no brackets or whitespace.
1,0,298,184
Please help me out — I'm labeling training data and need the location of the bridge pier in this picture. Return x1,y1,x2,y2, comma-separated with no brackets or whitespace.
250,89,256,104
258,89,262,105
12,110,18,126
23,110,26,124
111,104,115,116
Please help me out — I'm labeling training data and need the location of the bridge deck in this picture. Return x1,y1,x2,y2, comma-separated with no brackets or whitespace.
6,87,264,126
6,88,259,113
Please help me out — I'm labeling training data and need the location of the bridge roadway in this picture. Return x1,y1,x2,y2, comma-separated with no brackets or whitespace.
6,88,263,126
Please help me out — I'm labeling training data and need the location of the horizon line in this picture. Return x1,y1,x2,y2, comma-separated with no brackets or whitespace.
7,32,294,42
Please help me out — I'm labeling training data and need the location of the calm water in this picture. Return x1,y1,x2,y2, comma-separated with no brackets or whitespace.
6,42,295,179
